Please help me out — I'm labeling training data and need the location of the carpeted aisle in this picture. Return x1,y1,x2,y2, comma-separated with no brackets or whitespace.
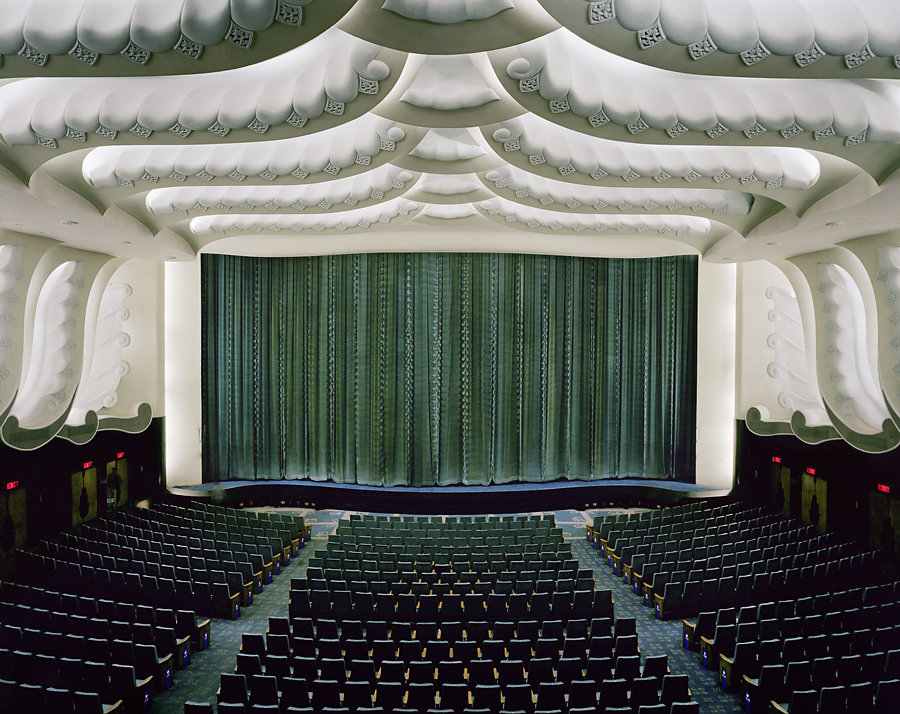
150,509,341,713
151,507,743,713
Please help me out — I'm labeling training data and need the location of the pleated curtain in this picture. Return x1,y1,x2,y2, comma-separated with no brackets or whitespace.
201,252,697,485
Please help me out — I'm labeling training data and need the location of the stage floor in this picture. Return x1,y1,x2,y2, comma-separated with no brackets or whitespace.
168,477,732,514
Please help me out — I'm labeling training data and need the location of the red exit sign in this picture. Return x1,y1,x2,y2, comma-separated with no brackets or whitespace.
806,467,816,475
117,452,125,459
771,456,782,463
6,481,18,491
877,483,891,494
83,461,92,469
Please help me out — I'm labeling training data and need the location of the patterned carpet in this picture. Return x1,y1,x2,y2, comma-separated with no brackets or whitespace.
153,507,743,713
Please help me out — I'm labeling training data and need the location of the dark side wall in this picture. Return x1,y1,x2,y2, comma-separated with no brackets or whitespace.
0,418,165,558
734,419,900,558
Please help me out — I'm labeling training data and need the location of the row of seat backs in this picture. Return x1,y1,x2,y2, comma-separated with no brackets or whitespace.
282,614,626,643
217,671,692,710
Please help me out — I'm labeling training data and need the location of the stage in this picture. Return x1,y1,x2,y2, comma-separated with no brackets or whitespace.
167,478,732,514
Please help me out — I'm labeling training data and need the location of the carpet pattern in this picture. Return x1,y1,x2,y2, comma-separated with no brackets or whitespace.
152,507,743,713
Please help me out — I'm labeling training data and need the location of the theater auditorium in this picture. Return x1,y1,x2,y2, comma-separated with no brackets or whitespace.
0,1,899,713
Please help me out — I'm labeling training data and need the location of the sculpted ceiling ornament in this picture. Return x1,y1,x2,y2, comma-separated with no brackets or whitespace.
500,29,900,148
382,0,514,24
579,0,900,68
4,1,900,450
0,0,313,65
0,27,394,147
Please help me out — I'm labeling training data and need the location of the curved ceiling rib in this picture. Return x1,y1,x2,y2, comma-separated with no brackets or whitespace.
540,0,900,79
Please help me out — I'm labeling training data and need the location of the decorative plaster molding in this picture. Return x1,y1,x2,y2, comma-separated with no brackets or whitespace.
191,198,420,235
11,260,84,429
0,0,311,63
420,204,479,219
817,262,888,433
401,55,499,110
0,245,24,387
577,0,900,68
503,29,900,145
417,174,485,195
877,246,900,403
147,166,415,215
383,0,514,24
490,116,820,189
410,128,488,161
477,196,709,236
68,282,132,426
763,285,829,426
0,27,389,147
83,116,406,187
483,165,753,214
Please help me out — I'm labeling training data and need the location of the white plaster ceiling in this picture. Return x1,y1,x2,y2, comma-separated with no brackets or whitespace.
0,0,899,263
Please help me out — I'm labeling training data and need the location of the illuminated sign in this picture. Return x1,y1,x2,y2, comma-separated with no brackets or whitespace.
117,452,125,459
6,481,19,491
83,461,92,470
772,456,782,463
877,483,891,494
806,467,816,475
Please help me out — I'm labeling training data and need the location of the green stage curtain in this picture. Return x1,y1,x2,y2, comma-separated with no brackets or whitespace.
201,253,697,484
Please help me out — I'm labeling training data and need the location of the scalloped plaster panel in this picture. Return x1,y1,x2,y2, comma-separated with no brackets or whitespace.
82,116,406,186
146,166,415,214
876,245,900,406
482,165,753,214
383,0,514,24
500,29,900,144
0,27,391,147
0,0,312,57
0,245,25,392
477,196,710,236
578,0,900,62
764,285,828,423
491,115,821,188
11,260,84,429
190,197,420,234
817,261,888,433
67,281,131,425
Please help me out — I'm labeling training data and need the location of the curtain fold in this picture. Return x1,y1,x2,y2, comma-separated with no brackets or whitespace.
202,252,697,485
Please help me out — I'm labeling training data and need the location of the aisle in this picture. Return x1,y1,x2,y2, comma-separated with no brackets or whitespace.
572,528,745,714
150,510,336,712
152,507,744,713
